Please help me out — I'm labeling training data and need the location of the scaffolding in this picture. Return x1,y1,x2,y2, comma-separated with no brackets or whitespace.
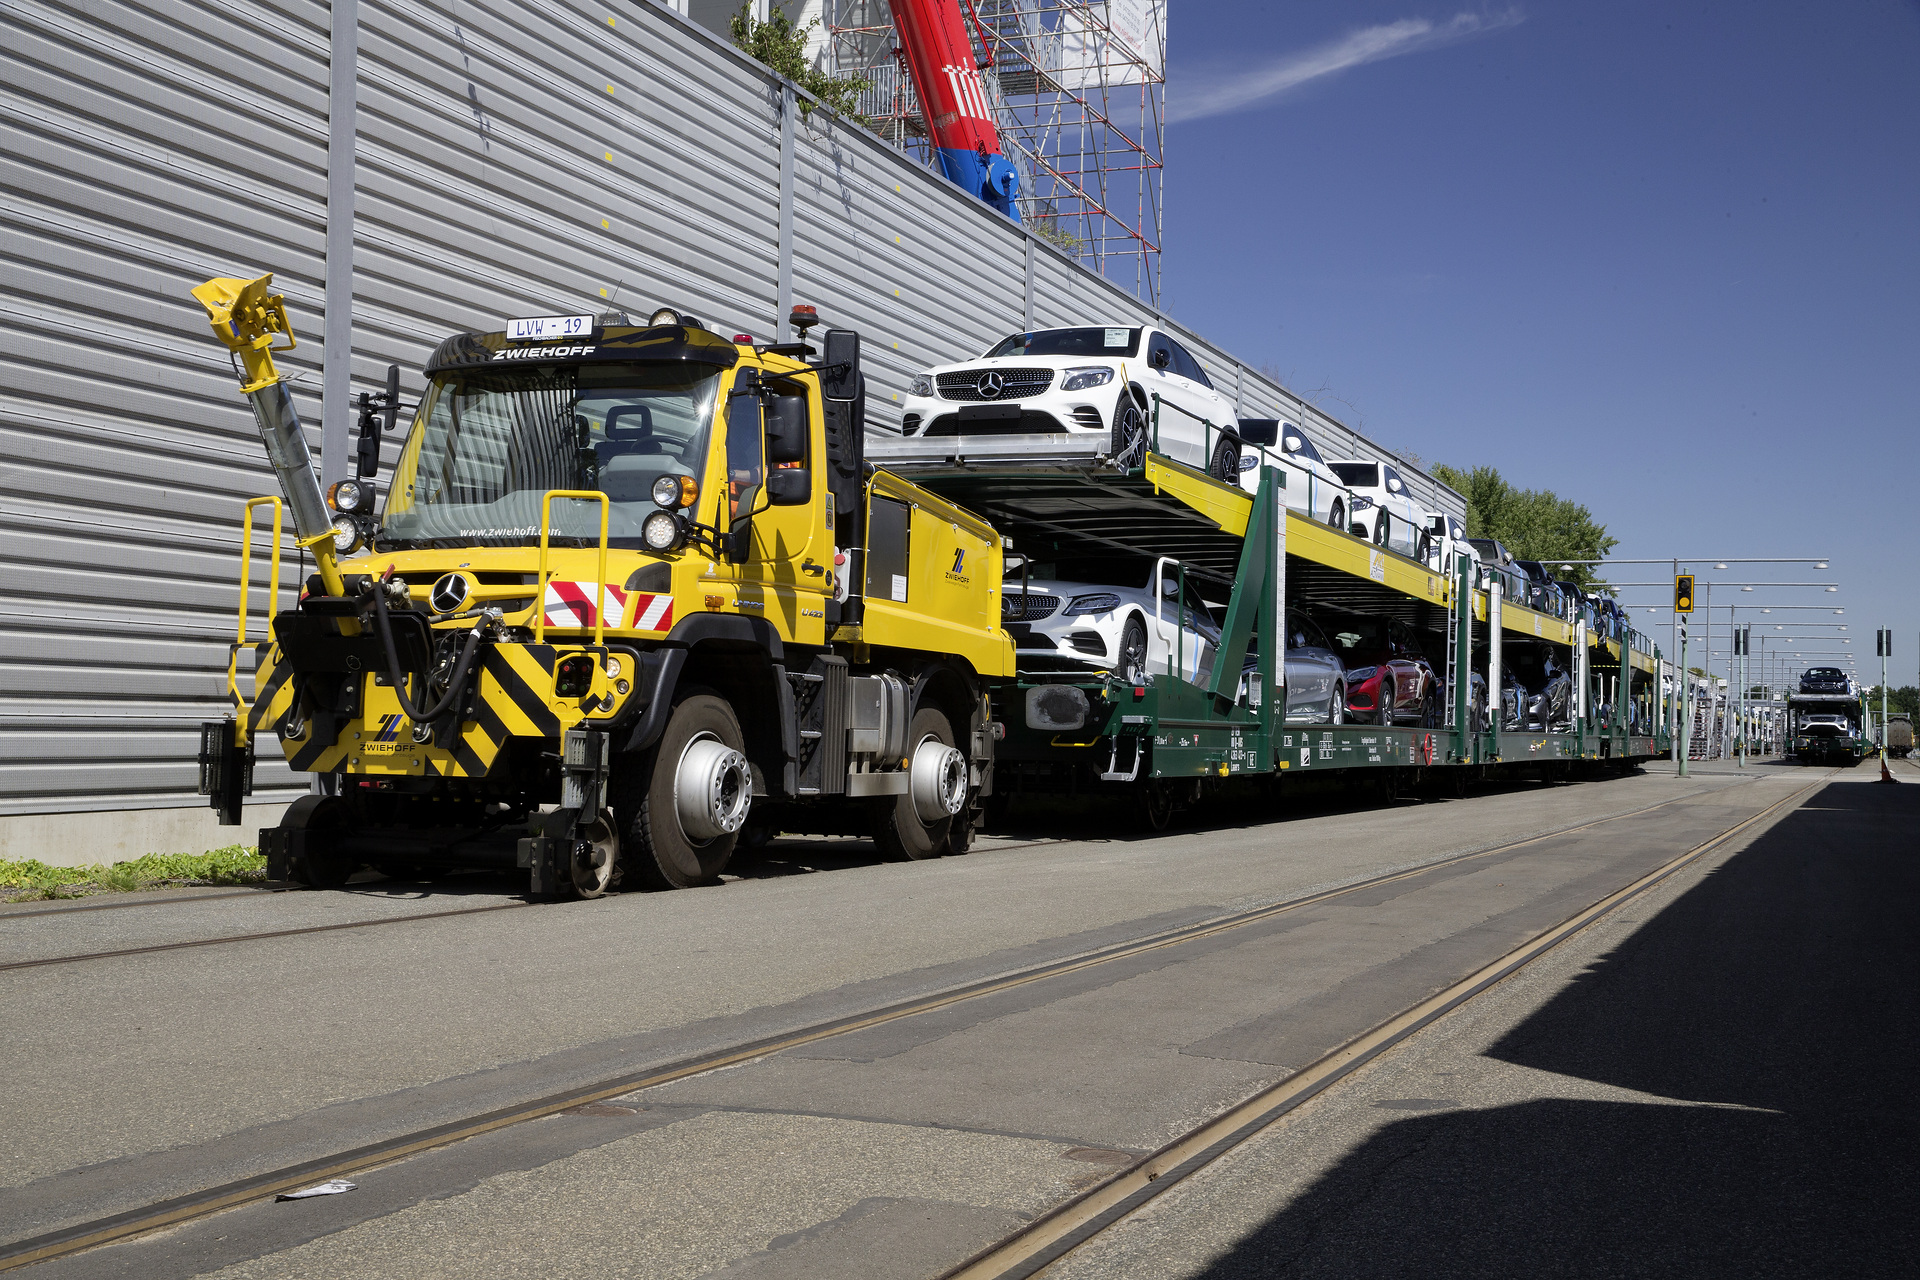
823,0,1167,304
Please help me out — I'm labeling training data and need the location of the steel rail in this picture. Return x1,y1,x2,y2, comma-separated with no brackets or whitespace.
0,841,1074,972
0,777,1768,1271
936,770,1839,1280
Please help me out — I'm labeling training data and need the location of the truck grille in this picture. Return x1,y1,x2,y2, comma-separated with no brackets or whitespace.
1002,593,1061,622
937,368,1054,401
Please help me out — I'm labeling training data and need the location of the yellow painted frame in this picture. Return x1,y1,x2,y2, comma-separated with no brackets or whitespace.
536,490,611,646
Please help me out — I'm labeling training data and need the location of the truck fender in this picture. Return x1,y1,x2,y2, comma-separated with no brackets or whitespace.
664,613,785,662
613,647,688,755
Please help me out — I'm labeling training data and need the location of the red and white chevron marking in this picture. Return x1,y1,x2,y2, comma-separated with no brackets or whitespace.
542,581,625,629
628,591,675,632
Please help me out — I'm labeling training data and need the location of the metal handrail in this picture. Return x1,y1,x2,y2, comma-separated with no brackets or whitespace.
536,490,612,647
227,495,284,713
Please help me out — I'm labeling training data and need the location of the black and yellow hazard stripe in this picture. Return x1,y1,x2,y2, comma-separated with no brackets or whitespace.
271,642,623,781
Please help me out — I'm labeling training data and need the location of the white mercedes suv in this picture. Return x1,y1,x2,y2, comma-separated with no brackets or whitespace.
898,325,1243,477
1327,459,1429,559
1002,556,1222,685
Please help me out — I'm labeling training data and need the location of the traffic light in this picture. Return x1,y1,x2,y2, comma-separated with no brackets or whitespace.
1734,627,1749,656
1674,574,1695,614
1878,629,1892,657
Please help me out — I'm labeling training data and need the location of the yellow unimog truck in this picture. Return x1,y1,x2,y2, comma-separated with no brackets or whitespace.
192,275,1011,896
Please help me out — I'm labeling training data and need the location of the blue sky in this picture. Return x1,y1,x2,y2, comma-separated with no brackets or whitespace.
1162,1,1918,691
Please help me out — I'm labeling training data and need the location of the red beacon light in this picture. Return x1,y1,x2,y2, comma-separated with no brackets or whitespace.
732,333,754,344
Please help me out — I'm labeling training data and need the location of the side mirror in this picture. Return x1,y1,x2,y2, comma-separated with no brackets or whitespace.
1149,347,1171,370
822,329,860,401
766,467,810,505
1283,435,1303,453
1236,418,1278,446
767,394,806,464
1161,580,1179,598
354,363,401,479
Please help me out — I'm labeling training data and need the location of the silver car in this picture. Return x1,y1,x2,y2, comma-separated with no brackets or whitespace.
1284,609,1347,724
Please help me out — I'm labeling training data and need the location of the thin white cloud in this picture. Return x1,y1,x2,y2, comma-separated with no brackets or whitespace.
1170,10,1524,124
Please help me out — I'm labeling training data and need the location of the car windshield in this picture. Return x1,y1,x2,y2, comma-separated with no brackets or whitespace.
984,327,1141,358
382,362,723,549
1326,618,1389,657
1328,462,1379,488
1280,426,1325,464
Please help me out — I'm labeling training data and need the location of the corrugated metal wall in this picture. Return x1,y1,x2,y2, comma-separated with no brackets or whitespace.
0,0,1461,822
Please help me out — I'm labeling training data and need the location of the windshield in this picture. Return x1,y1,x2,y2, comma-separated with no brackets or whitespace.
1328,462,1379,488
1326,618,1389,658
381,362,724,548
1806,668,1844,679
1280,425,1325,464
984,327,1141,358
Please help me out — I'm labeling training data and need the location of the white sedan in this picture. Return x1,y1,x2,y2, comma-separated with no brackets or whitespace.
898,324,1244,479
1328,459,1428,558
1001,557,1221,685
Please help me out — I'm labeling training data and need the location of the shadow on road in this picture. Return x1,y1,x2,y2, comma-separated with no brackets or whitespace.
1194,778,1919,1278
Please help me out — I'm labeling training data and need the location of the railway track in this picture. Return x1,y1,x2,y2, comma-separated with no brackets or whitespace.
0,771,1821,1273
939,768,1837,1279
0,837,1075,973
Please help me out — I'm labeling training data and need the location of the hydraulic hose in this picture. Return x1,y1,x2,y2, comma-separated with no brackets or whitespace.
371,584,485,726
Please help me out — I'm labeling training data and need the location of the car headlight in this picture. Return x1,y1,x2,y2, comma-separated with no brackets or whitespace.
1349,496,1375,511
1344,666,1379,684
909,374,934,397
1060,366,1114,392
330,513,366,555
641,509,684,551
1064,592,1121,614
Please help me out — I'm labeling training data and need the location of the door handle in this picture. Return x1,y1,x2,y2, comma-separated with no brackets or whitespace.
801,559,824,576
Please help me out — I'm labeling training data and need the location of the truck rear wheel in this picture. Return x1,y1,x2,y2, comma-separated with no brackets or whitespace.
873,708,962,860
614,691,751,889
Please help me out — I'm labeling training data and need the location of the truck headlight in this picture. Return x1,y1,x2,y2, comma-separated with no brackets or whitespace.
641,509,684,551
330,513,366,554
1065,592,1120,614
651,475,683,508
1060,366,1114,391
909,374,934,397
327,479,374,514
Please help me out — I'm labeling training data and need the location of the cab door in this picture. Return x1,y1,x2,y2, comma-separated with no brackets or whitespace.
726,371,830,644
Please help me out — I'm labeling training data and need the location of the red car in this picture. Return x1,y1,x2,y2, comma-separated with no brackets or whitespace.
1324,615,1442,726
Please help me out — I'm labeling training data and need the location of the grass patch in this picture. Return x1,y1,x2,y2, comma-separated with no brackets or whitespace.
0,845,265,901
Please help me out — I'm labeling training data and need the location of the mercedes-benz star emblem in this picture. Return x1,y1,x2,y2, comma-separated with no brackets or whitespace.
430,572,472,615
976,371,1005,399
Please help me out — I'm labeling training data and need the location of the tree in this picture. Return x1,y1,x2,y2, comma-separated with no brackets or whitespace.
1860,685,1919,717
1431,464,1618,588
729,5,869,123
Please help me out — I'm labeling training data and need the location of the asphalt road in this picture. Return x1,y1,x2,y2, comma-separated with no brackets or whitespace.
6,759,1900,1278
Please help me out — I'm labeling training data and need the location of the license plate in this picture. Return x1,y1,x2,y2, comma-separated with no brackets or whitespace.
507,314,594,341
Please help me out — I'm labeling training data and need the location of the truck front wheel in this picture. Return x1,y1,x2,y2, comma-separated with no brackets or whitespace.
873,708,962,860
614,691,751,889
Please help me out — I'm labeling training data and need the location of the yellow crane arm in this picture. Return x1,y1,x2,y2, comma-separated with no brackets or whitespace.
190,273,345,597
